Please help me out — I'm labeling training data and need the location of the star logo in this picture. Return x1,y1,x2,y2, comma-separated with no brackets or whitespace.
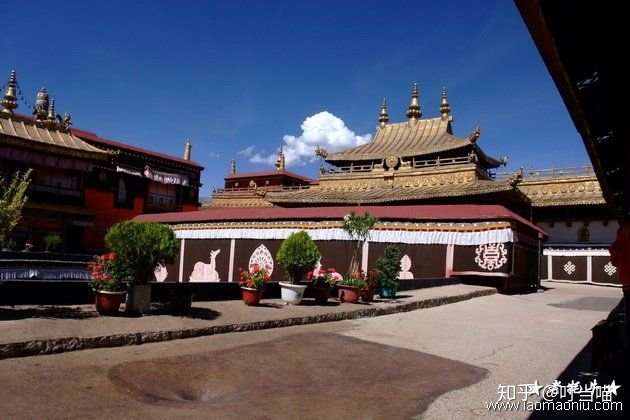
529,380,543,396
607,380,621,396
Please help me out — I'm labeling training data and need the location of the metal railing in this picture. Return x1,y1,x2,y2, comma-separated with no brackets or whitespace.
495,166,596,180
321,155,474,176
214,184,313,194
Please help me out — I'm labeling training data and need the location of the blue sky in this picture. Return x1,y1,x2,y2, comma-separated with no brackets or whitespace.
3,0,587,193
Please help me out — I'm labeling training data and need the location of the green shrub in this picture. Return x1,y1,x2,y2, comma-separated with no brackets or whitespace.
43,233,62,252
276,231,320,283
375,245,402,290
341,212,377,277
105,221,178,285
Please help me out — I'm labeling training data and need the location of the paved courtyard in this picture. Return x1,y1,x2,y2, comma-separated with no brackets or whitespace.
0,282,623,419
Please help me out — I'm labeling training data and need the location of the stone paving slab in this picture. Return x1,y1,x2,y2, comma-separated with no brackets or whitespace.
0,284,495,359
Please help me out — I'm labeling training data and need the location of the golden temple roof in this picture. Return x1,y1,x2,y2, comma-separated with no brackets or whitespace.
516,169,606,207
266,179,517,205
325,116,501,169
0,114,109,159
327,117,461,162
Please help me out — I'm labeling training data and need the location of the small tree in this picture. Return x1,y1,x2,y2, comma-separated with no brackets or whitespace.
342,212,377,277
276,231,320,283
105,221,178,285
376,245,402,291
0,170,32,246
43,233,63,252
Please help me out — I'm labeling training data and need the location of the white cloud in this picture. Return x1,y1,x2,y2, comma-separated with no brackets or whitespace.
208,151,221,159
237,145,256,157
240,111,371,167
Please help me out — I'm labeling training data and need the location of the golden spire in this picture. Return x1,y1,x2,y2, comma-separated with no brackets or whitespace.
183,139,192,160
378,97,389,127
46,98,57,127
406,83,421,121
33,87,49,122
275,145,286,171
230,159,237,175
439,87,451,120
1,69,18,115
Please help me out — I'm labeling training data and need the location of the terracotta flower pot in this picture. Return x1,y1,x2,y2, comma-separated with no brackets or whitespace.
337,285,361,303
360,287,375,302
241,287,263,306
311,286,331,304
95,290,125,315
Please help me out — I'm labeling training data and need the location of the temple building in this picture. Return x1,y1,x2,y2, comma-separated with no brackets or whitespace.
139,85,558,292
212,86,531,212
190,84,618,288
0,70,203,253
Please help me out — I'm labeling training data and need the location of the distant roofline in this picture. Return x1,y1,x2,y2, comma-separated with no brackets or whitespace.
5,113,204,169
72,128,203,169
134,204,546,236
225,169,314,183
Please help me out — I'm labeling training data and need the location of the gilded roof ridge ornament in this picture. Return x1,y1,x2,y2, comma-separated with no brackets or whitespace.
406,83,422,121
378,97,389,127
1,69,18,115
275,145,286,171
33,87,49,122
440,87,452,121
46,98,57,128
183,139,192,160
468,126,481,143
315,145,328,159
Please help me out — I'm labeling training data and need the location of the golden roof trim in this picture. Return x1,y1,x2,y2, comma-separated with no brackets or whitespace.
0,115,109,159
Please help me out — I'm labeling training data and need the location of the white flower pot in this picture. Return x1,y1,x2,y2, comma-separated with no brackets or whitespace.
279,282,307,305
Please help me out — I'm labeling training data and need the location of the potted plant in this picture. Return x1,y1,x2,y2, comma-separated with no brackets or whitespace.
307,267,340,304
337,271,367,303
276,231,320,305
360,269,379,302
341,212,377,278
239,263,270,306
376,245,402,299
88,252,126,315
43,233,62,252
105,221,178,315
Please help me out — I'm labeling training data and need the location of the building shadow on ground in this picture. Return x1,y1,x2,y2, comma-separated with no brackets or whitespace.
0,306,97,320
529,299,627,419
148,305,221,320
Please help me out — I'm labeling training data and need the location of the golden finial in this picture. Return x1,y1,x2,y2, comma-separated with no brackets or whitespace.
183,139,192,160
33,87,49,122
230,159,237,174
46,98,57,127
275,145,286,171
468,126,481,143
378,97,389,127
406,83,421,121
1,69,18,115
440,87,451,120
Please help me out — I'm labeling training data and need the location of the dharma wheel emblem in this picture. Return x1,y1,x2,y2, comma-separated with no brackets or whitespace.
474,243,508,271
384,155,400,170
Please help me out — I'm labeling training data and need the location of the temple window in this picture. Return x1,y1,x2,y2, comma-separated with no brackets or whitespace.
147,181,177,210
577,224,590,243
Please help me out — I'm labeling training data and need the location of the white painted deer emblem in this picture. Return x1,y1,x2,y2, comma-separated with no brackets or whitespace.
190,249,221,282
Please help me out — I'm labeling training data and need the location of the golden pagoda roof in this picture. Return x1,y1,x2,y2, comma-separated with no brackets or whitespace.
266,179,517,205
325,116,502,168
0,115,109,160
